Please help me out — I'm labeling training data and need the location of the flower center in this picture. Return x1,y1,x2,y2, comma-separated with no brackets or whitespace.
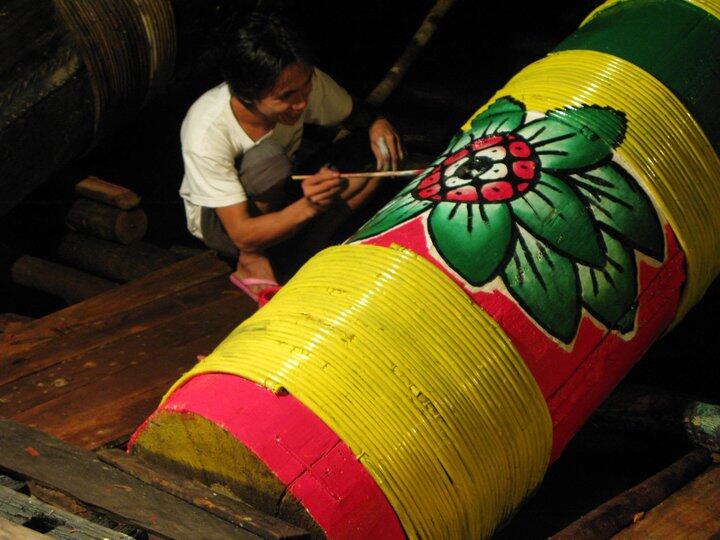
415,133,540,204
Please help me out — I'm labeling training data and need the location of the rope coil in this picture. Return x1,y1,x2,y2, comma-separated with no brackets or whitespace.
53,0,175,134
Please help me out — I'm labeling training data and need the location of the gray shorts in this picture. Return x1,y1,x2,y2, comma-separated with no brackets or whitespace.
200,206,239,259
199,139,294,259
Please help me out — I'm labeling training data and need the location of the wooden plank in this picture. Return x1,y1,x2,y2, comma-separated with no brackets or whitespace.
613,465,720,539
0,419,259,539
0,475,26,491
98,449,310,539
0,314,32,334
0,252,231,385
25,481,143,537
0,485,131,539
10,292,255,448
0,516,47,540
0,274,239,418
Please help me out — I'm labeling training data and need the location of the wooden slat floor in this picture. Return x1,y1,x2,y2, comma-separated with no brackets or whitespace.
0,252,257,449
2,251,719,537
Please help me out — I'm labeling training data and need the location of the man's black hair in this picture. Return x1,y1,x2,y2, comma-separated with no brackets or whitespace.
222,13,311,104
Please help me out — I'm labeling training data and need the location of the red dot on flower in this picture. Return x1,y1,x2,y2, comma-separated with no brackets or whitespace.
446,186,479,202
419,183,441,199
517,182,530,192
443,148,469,166
471,135,503,151
481,181,514,201
418,170,441,189
513,160,536,180
509,141,531,158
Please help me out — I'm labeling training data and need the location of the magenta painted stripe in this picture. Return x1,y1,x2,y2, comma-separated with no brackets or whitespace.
130,373,404,539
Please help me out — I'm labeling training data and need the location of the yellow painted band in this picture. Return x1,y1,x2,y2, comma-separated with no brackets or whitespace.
167,244,552,539
582,0,720,24
462,49,720,321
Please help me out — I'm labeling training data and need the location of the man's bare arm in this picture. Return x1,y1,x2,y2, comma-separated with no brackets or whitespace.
216,198,317,252
217,167,345,252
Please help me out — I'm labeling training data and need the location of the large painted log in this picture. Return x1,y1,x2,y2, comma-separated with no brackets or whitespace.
0,0,255,215
130,1,720,538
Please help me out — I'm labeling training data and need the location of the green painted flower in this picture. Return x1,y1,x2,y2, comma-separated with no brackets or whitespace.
350,97,664,343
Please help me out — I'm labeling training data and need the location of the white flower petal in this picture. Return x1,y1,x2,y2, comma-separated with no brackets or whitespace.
478,162,508,180
474,146,507,160
445,176,473,188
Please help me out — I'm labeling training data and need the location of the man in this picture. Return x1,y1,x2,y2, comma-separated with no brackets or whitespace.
179,13,403,300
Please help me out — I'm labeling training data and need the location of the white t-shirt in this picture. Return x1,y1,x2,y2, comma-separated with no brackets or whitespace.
179,67,352,240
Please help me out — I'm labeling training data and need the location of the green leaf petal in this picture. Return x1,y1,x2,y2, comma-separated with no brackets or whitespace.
547,105,627,148
502,226,581,343
428,202,512,285
445,130,472,154
570,162,664,261
469,97,526,136
578,231,638,332
350,191,432,241
517,115,613,170
510,172,605,267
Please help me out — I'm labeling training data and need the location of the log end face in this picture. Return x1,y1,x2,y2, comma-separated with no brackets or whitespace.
130,408,326,538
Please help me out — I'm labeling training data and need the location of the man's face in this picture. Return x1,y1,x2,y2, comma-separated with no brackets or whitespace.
254,62,313,125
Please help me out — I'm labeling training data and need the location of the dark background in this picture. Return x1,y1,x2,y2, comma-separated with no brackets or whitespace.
1,1,717,536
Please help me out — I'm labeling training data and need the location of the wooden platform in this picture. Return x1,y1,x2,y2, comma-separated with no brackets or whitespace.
2,251,719,538
0,252,256,449
613,463,720,539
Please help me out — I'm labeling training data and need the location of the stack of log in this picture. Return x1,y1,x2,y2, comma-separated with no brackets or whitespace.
11,177,186,305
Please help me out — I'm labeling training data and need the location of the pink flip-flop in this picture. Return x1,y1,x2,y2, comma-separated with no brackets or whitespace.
229,274,281,306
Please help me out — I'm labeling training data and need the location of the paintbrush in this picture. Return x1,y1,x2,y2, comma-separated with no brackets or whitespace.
291,168,425,180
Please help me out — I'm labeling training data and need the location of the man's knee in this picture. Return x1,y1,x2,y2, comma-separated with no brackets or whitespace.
238,139,292,207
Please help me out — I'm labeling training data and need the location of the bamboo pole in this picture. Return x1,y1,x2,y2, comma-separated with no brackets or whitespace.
366,0,459,107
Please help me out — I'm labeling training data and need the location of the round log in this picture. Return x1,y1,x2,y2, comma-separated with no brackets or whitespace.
75,177,141,210
57,232,184,282
11,255,117,305
131,1,720,537
66,200,148,244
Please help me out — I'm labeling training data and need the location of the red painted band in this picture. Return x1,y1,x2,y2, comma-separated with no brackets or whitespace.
130,374,404,539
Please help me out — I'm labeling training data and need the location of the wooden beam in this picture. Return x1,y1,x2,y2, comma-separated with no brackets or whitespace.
0,419,261,539
613,464,720,538
550,449,712,539
0,485,131,539
0,516,49,540
97,449,310,539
